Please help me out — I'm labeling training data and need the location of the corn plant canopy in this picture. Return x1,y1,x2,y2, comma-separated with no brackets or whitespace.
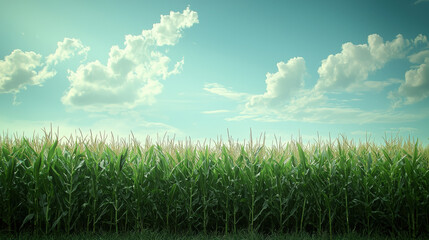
0,133,428,238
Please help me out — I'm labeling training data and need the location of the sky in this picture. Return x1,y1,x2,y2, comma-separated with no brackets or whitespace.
1,0,429,145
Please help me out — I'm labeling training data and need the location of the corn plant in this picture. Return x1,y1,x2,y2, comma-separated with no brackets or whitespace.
0,133,428,238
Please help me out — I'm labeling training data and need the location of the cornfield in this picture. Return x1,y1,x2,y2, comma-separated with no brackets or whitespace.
0,132,428,238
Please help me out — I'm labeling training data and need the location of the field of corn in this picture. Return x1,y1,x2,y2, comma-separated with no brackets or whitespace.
0,132,428,238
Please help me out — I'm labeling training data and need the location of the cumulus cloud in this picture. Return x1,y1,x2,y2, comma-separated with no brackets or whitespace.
0,38,89,96
409,49,429,64
62,7,198,111
143,7,199,46
245,57,306,110
206,57,310,117
315,34,426,92
46,38,89,65
0,49,55,94
204,57,307,115
394,57,429,104
206,33,429,124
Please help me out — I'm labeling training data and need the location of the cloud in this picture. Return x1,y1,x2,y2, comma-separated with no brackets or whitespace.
409,49,429,64
415,0,429,4
0,38,89,95
386,127,417,133
245,57,307,110
206,57,307,115
206,33,429,125
202,110,230,114
46,38,89,65
203,83,250,101
215,80,427,124
143,7,199,46
395,57,429,104
315,34,426,92
62,7,198,111
232,99,425,124
0,49,55,94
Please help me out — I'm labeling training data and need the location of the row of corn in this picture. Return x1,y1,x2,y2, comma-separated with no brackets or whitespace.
0,134,428,237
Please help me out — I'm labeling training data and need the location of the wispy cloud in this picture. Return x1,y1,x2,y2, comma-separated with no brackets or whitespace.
387,127,417,133
231,93,425,124
62,7,198,111
202,110,230,114
414,0,429,5
203,83,250,101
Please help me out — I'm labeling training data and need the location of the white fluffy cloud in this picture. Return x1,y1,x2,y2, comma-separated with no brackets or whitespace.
0,38,89,95
206,34,429,124
205,57,309,117
396,57,429,104
62,7,198,110
315,34,426,92
46,38,89,65
144,7,199,46
204,57,307,115
409,49,429,64
0,50,54,93
245,57,306,110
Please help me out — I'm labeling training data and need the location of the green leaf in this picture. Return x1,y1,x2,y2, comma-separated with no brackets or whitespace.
297,143,306,168
50,212,67,232
20,213,34,230
119,148,128,172
47,140,58,163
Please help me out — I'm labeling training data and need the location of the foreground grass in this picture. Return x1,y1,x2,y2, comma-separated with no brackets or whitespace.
1,231,428,240
1,132,428,238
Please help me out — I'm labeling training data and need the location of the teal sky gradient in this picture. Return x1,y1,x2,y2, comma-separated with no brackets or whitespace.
1,0,429,144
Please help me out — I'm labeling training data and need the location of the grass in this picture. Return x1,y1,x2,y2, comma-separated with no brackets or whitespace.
0,131,428,239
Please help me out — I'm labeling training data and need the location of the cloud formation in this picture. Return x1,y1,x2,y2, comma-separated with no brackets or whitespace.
227,88,424,125
47,38,89,65
245,57,306,110
409,49,429,64
0,38,89,95
204,57,307,115
206,33,429,124
395,57,429,104
62,7,198,111
144,7,199,46
0,50,54,94
315,34,426,92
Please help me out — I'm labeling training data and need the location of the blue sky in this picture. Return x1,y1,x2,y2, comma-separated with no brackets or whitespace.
1,0,429,144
